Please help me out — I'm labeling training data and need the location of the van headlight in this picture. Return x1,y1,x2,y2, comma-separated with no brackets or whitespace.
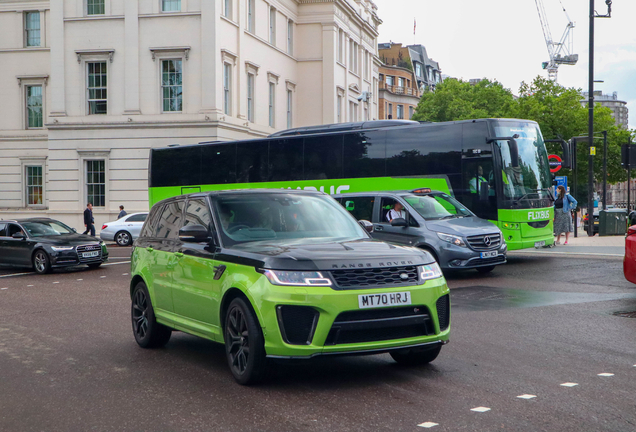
263,270,332,286
419,263,443,281
436,232,466,247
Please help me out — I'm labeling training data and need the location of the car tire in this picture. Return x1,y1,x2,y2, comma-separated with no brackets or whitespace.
131,282,172,348
32,250,51,275
224,297,267,385
476,265,495,274
115,231,132,247
88,263,102,269
390,345,442,365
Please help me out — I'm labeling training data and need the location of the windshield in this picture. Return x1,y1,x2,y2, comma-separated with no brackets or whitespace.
404,194,473,220
494,122,552,202
22,220,75,237
213,193,368,246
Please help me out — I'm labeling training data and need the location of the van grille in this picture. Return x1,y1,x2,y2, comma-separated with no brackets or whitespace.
466,233,501,251
330,266,419,289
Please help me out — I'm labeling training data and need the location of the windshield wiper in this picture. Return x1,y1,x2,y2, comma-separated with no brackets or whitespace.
513,188,551,207
440,214,457,220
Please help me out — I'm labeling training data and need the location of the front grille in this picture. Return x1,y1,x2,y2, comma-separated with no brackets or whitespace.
466,233,501,251
324,306,434,345
76,244,102,263
436,295,450,331
277,305,319,345
468,255,506,266
330,266,419,289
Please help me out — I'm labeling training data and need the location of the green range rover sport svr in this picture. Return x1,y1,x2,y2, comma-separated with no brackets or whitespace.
130,190,450,384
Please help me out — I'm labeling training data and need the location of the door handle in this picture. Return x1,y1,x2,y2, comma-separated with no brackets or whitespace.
175,252,184,258
146,247,154,252
375,225,384,231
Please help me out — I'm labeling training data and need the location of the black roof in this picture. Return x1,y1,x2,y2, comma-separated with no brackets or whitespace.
1,217,62,224
268,120,419,137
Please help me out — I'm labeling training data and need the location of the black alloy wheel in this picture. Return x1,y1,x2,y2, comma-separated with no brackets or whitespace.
224,297,267,385
131,282,171,348
33,250,51,275
115,231,132,246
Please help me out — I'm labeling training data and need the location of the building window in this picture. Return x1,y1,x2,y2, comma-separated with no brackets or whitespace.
87,62,107,115
26,166,43,206
386,76,394,86
223,63,232,115
247,0,255,33
337,94,342,123
397,105,404,119
224,0,232,19
24,12,40,47
287,20,293,55
86,160,105,207
87,0,105,15
338,30,344,63
268,82,276,128
398,77,405,88
364,51,369,79
349,41,358,74
161,59,182,112
415,63,422,78
162,0,180,12
387,103,393,119
409,106,414,119
286,89,292,128
269,7,276,45
247,73,254,122
349,101,358,122
26,85,43,128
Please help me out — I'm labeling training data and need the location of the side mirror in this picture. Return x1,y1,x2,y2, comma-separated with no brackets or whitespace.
358,220,374,233
179,224,211,243
12,232,26,240
390,217,408,227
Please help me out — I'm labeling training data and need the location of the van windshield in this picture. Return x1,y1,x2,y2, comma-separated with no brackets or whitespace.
404,194,473,220
212,193,368,246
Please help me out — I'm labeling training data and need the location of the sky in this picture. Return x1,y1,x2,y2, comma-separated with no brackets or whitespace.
373,0,636,128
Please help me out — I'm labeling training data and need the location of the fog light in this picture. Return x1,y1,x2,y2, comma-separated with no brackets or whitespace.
508,236,513,241
450,259,462,266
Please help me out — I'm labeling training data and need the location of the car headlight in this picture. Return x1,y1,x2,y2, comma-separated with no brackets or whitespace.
51,246,74,251
419,263,443,281
436,232,466,247
263,270,332,286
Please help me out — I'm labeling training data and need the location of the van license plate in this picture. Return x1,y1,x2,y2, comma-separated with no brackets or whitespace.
534,241,545,247
358,292,411,309
480,251,498,259
82,251,99,258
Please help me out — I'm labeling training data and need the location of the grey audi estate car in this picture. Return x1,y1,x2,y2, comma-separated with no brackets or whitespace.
335,190,506,273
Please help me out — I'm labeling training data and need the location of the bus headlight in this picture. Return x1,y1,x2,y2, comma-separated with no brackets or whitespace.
263,270,332,286
436,232,466,247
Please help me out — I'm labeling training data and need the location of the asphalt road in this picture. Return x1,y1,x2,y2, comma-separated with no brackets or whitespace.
0,247,635,431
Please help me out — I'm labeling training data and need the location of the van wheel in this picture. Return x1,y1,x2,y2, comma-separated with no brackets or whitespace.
224,297,267,385
131,282,172,348
476,265,495,274
390,345,442,365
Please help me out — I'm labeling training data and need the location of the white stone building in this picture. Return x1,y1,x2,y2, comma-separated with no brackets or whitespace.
0,0,381,229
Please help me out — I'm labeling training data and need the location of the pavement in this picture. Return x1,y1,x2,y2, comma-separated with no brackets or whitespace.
511,233,626,257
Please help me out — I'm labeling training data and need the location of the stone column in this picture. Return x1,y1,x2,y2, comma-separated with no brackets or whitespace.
49,0,65,116
200,0,220,115
322,23,337,125
124,0,141,115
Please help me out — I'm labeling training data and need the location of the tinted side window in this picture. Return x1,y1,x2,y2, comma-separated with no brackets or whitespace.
379,197,400,223
341,196,375,221
386,125,462,176
7,224,24,237
304,135,343,180
343,131,386,178
201,144,237,185
155,201,185,239
140,206,162,238
269,138,303,181
237,141,268,183
184,199,212,231
126,214,147,222
0,223,6,237
150,146,202,187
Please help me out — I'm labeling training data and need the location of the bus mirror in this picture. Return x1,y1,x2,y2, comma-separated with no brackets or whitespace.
390,218,408,227
358,220,374,233
508,138,519,168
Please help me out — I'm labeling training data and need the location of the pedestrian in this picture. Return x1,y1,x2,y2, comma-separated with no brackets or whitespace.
83,203,95,236
118,205,127,219
554,186,577,245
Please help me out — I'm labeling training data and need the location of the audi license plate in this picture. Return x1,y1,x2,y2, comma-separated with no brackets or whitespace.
480,251,498,259
534,241,546,248
82,251,99,258
358,292,411,309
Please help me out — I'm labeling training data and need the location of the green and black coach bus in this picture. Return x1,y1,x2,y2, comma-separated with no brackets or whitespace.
148,119,554,250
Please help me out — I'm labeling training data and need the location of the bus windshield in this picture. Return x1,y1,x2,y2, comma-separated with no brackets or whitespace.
494,122,552,203
212,193,368,247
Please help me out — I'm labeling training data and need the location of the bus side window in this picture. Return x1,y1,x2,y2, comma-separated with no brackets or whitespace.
304,135,343,180
201,144,237,185
237,141,268,183
270,138,303,181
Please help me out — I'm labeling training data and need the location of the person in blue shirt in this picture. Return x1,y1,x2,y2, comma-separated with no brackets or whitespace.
118,205,127,219
554,185,577,245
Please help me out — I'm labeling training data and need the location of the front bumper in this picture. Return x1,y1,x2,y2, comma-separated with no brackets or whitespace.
49,244,109,268
249,276,450,358
437,242,507,270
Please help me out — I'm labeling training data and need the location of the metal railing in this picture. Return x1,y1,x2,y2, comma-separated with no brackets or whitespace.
379,82,419,96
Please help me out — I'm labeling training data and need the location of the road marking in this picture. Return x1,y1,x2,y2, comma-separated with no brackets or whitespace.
77,279,83,281
108,257,130,260
517,394,537,399
470,407,491,413
1,288,8,290
100,276,106,278
417,422,439,428
122,273,129,276
513,251,623,258
561,382,578,387
102,261,131,266
52,282,59,284
598,373,614,377
27,285,33,287
0,272,32,278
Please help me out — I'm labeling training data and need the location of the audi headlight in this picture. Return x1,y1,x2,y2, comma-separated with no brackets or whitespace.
419,263,443,281
436,232,466,247
263,270,332,286
51,246,74,251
